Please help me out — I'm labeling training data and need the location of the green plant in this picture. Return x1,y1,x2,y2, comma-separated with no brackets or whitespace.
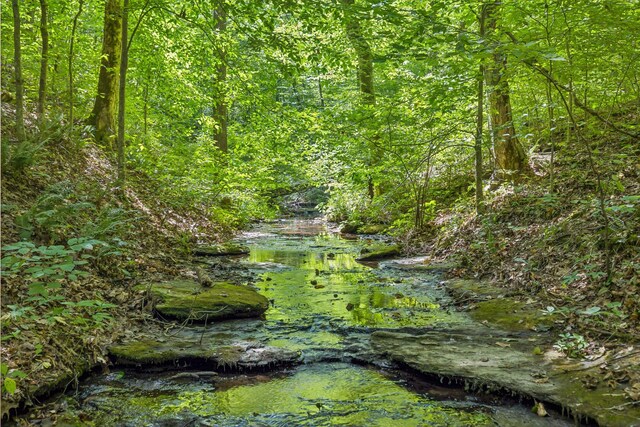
553,333,589,358
0,239,117,333
1,363,27,395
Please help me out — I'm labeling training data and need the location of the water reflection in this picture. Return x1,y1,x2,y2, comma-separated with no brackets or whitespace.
246,231,459,329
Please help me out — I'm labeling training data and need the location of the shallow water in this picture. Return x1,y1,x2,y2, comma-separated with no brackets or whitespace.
18,218,573,426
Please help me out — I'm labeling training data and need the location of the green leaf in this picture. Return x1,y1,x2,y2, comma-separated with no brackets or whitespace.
580,306,602,315
4,377,16,394
1,363,8,376
56,263,76,272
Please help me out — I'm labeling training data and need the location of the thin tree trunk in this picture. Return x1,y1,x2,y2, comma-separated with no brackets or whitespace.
483,1,526,178
143,81,148,135
116,0,129,189
37,0,49,125
89,0,123,146
68,0,84,130
12,0,26,142
317,75,325,108
475,6,486,215
213,0,228,153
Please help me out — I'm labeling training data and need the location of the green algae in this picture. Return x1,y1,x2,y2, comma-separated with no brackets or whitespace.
71,363,496,427
143,280,268,322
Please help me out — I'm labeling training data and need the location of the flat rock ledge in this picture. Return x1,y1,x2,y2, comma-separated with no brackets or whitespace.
109,339,300,372
143,280,269,322
193,243,250,257
372,329,640,427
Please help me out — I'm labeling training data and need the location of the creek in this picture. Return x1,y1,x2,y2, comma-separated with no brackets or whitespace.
20,218,574,426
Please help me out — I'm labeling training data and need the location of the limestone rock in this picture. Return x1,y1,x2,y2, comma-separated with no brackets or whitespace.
143,280,268,322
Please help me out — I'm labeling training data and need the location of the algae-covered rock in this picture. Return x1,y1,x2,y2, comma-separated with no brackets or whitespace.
193,243,250,257
356,245,401,261
109,338,299,371
358,224,386,235
340,222,387,235
144,280,268,322
446,280,556,332
372,329,640,427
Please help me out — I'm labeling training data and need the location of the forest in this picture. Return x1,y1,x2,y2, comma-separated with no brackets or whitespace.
1,0,639,425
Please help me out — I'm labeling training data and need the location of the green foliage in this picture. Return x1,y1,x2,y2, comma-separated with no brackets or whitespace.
553,333,589,359
16,180,134,244
0,239,117,334
1,362,26,395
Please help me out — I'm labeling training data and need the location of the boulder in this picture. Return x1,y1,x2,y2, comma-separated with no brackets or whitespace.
144,280,268,322
356,245,401,261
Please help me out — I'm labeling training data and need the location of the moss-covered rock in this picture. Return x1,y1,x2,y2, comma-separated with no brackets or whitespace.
372,329,640,427
357,224,387,235
339,222,387,235
143,280,268,322
109,338,299,371
470,298,556,332
356,245,401,261
193,243,250,257
445,280,557,332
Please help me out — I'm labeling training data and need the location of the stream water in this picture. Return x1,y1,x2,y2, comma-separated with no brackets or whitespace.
20,218,574,426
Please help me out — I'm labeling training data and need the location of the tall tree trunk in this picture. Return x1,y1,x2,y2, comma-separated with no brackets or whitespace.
12,0,26,142
88,0,123,146
116,0,129,189
475,6,487,215
483,1,526,177
213,1,228,153
37,0,49,125
342,0,377,199
68,0,84,130
341,0,375,105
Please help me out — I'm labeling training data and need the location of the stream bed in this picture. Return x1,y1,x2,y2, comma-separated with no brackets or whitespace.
19,218,575,426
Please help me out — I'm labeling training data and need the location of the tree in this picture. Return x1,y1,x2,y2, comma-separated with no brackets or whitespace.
68,0,84,129
116,0,129,188
341,0,375,106
213,0,228,153
37,0,49,125
341,0,377,199
483,1,526,177
11,0,26,142
88,0,123,146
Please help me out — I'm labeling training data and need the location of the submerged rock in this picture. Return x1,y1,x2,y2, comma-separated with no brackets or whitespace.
109,338,299,371
144,280,268,322
193,243,250,257
372,329,640,427
356,245,401,261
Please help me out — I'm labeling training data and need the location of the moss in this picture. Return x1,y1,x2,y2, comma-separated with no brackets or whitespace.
357,224,386,234
143,280,268,322
192,243,249,256
470,297,555,332
356,245,401,261
109,339,186,364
